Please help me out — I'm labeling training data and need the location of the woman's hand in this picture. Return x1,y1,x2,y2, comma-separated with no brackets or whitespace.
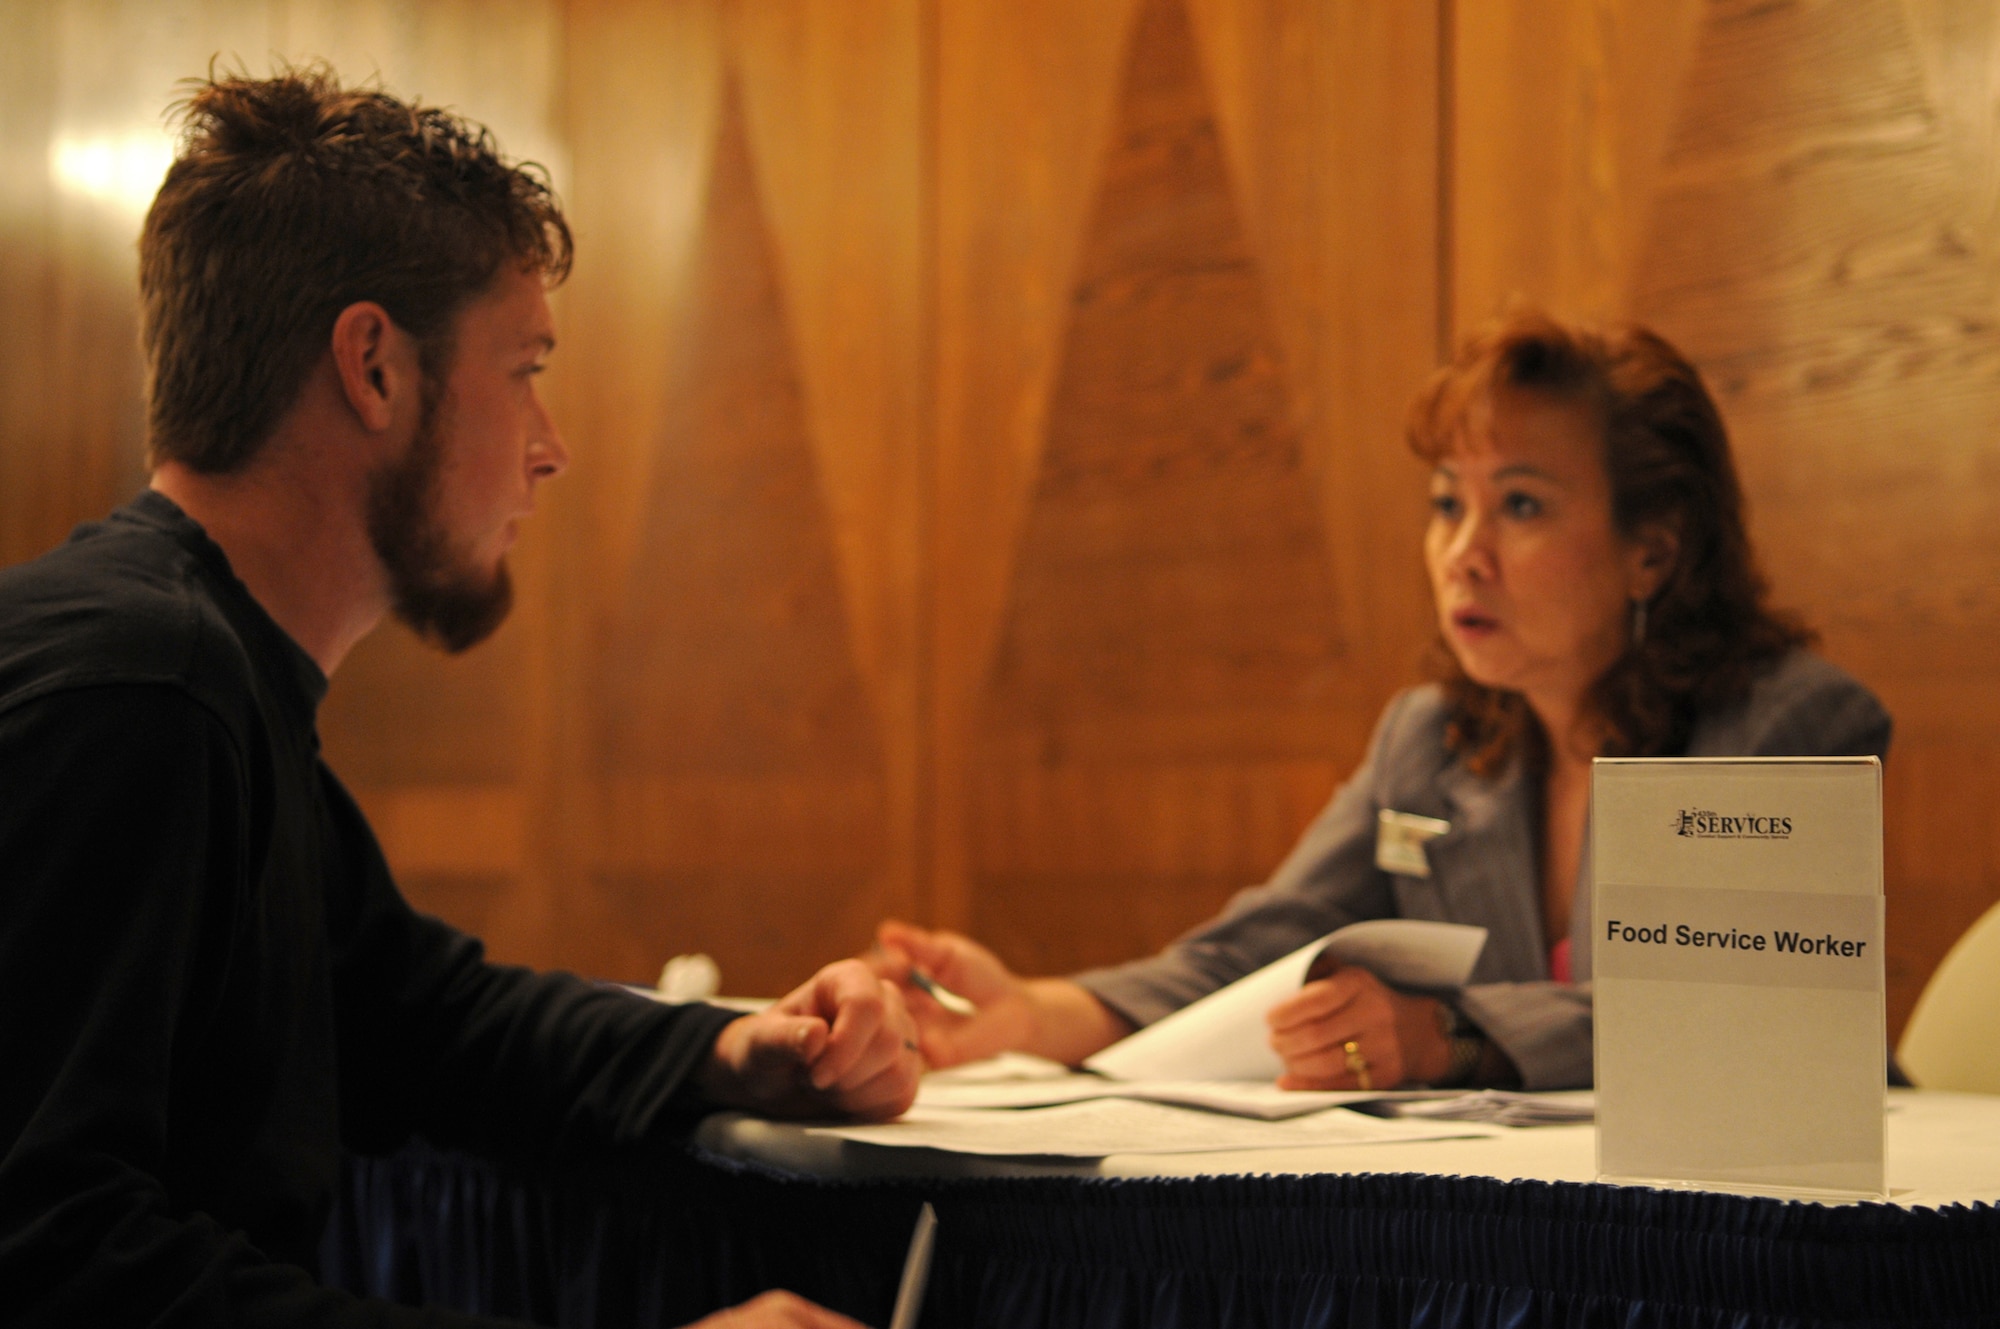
869,920,1135,1068
1265,966,1452,1090
869,920,1037,1068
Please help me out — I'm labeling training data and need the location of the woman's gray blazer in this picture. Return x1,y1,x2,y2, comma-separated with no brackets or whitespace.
1073,650,1893,1090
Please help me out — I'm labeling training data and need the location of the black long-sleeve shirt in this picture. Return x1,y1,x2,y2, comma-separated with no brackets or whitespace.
0,492,741,1326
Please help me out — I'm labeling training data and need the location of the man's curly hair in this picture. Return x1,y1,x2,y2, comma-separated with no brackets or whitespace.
139,64,572,473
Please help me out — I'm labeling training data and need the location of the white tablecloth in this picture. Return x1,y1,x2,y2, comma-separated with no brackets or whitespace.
697,1087,2000,1208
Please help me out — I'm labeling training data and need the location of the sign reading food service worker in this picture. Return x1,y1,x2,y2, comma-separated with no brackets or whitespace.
1592,757,1885,1199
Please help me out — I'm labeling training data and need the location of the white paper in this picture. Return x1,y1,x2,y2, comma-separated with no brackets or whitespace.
1317,918,1488,989
808,1098,1502,1157
915,1070,1452,1119
920,1051,1073,1084
914,1075,1122,1111
1388,1090,1595,1127
1118,1081,1451,1120
1592,757,1886,1198
1083,919,1487,1082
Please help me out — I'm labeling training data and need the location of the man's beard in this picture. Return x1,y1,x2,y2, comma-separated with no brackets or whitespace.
365,398,513,655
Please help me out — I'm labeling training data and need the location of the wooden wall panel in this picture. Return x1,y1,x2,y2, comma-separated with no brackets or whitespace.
937,0,1440,977
966,0,1346,974
583,70,890,991
553,0,923,994
928,0,1142,945
1451,0,1704,328
1453,0,2000,1038
728,0,930,973
9,1,1993,1034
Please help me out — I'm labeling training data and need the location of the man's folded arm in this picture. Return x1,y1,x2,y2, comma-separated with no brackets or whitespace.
322,768,923,1157
321,777,747,1161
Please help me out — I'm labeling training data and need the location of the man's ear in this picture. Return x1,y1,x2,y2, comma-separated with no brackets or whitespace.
329,301,409,433
1629,520,1681,602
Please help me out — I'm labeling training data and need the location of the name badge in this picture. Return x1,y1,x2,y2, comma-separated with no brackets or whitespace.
1375,809,1450,878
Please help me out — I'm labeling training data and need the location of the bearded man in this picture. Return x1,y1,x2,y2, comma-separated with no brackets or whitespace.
0,68,916,1329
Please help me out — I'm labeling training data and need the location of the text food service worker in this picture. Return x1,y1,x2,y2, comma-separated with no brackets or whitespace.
0,68,919,1329
875,310,1890,1094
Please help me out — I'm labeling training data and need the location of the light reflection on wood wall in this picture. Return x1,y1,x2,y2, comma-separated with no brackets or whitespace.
3,0,1996,1033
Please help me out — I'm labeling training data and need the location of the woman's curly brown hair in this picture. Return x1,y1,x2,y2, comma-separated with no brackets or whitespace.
140,63,572,474
1407,309,1809,775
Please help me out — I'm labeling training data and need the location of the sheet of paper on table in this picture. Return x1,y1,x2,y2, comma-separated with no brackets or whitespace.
915,1072,1455,1119
808,1098,1506,1157
1083,919,1488,1082
921,1051,1076,1083
1384,1089,1595,1127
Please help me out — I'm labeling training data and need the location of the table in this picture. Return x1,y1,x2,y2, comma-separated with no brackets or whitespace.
697,1088,2000,1202
326,1090,2000,1328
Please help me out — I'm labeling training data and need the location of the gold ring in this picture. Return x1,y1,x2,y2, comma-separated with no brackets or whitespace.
1343,1039,1373,1091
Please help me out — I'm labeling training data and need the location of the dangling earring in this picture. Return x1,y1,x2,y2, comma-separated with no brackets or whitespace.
1630,597,1649,647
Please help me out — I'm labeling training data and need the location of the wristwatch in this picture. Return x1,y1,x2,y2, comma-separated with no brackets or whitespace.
1433,1002,1485,1087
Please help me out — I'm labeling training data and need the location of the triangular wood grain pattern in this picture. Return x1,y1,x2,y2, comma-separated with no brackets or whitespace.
1630,0,2000,647
586,70,887,991
593,71,883,780
1635,0,1976,372
1903,0,2000,254
976,0,1343,765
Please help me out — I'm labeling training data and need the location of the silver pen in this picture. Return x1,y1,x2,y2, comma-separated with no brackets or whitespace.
887,1202,937,1329
906,968,977,1017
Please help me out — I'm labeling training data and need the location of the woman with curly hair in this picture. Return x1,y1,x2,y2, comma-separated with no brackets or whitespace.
877,309,1890,1092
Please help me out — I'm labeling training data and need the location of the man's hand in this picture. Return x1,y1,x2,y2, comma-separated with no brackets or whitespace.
682,1289,867,1327
1265,966,1450,1090
699,960,921,1120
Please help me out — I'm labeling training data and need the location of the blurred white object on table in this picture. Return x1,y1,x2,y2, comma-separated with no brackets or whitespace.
657,953,722,1003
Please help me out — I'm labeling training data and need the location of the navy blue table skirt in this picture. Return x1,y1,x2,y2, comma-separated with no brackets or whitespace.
323,1138,2000,1328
